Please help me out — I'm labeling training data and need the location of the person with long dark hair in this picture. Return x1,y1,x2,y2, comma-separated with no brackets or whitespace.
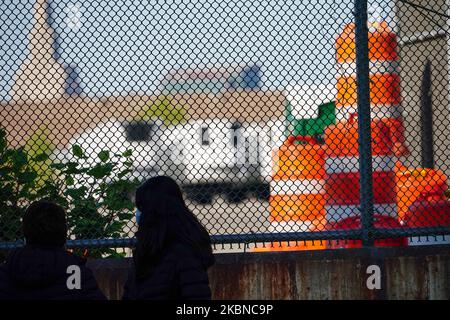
122,176,215,300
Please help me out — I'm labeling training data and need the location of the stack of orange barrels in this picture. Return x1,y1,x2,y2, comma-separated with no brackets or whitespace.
334,20,408,156
324,19,409,248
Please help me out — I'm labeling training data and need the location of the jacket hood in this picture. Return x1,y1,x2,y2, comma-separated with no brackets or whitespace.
4,245,86,288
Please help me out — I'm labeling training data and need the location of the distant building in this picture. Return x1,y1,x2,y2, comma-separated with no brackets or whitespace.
160,64,262,94
9,0,67,104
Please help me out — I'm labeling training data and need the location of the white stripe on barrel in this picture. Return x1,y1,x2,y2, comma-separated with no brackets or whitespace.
325,155,396,174
270,179,325,196
325,203,398,223
336,60,400,77
268,220,318,233
335,104,403,122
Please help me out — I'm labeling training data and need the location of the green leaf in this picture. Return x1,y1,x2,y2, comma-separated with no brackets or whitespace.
123,160,133,168
11,149,28,172
65,186,88,200
117,168,132,179
65,175,75,186
33,153,50,162
122,149,132,158
0,184,14,202
98,150,110,163
86,163,114,179
117,212,134,220
64,162,82,175
0,167,11,178
17,170,38,184
0,128,6,153
105,221,124,234
50,163,66,170
72,145,84,158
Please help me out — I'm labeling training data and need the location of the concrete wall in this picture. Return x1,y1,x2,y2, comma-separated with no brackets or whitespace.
87,245,450,300
395,0,450,178
397,37,450,177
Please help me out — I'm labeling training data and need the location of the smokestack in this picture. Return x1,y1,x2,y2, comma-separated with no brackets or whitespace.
9,0,67,103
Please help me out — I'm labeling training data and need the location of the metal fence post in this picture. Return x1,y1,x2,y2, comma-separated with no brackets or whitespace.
354,0,375,247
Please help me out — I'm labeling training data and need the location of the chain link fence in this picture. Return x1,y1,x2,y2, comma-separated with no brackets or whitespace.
1,0,449,257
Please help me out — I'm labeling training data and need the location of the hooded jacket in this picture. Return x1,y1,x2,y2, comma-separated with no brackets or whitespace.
0,245,106,300
122,242,214,300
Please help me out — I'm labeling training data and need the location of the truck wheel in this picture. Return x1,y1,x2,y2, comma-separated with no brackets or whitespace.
255,184,270,201
225,188,246,204
185,188,213,205
195,192,213,205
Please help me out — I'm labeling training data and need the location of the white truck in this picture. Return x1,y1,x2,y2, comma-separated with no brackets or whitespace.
58,118,284,204
164,118,283,203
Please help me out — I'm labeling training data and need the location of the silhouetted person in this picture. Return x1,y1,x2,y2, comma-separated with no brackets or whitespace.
122,176,215,300
0,200,106,300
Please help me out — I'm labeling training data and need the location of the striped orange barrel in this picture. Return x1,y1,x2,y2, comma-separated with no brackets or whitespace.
335,20,408,157
324,119,399,223
253,136,327,252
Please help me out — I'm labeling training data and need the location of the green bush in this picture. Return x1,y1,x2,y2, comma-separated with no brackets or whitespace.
0,129,44,244
24,126,54,188
0,127,139,259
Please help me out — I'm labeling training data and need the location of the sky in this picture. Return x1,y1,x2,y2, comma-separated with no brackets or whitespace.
0,0,395,100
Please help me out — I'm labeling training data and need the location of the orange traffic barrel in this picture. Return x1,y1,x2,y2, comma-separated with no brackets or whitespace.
404,200,450,245
253,135,327,252
335,20,408,157
328,215,407,249
324,118,399,224
395,162,448,224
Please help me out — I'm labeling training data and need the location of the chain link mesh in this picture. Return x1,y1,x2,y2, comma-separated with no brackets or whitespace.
0,0,449,256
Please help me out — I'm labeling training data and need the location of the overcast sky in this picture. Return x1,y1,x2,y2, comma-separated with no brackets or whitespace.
0,0,395,100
